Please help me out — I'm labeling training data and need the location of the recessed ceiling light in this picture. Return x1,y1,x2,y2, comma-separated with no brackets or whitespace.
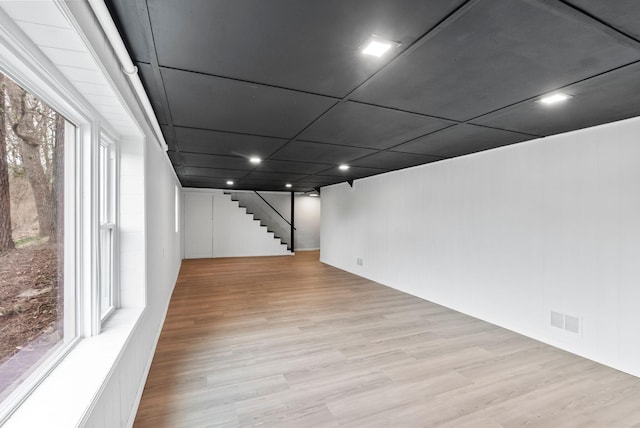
309,193,319,197
249,156,261,164
285,183,292,188
361,36,399,57
226,180,234,185
539,93,572,105
339,164,350,171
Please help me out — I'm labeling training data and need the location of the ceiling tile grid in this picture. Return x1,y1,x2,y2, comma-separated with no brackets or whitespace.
297,101,454,150
106,0,640,192
391,124,536,158
161,67,338,139
350,0,640,121
145,0,468,97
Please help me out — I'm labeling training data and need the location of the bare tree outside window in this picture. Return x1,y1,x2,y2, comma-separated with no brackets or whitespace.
0,71,71,399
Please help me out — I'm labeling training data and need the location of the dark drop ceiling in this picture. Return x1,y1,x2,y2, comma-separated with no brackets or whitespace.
107,0,640,192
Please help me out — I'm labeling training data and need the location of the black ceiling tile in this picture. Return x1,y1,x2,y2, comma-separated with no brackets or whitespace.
180,153,254,170
289,185,317,192
243,171,307,183
297,181,343,190
293,176,347,187
471,62,640,136
566,0,640,41
110,0,640,193
239,185,287,192
147,0,466,97
138,63,170,125
232,179,291,192
107,0,153,63
174,127,287,158
271,140,376,164
391,124,535,157
351,0,640,121
161,124,178,149
162,68,337,138
298,101,454,150
181,178,223,188
350,151,442,169
167,150,181,166
258,160,331,175
183,167,249,179
316,166,388,179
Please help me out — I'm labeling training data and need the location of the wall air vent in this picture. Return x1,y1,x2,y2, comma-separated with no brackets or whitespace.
550,310,580,334
564,315,580,334
551,311,564,329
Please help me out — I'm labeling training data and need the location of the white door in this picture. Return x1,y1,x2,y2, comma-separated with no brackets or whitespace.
184,192,213,258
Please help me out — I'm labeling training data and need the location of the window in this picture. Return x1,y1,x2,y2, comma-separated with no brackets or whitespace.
0,71,77,405
175,184,180,233
99,136,117,321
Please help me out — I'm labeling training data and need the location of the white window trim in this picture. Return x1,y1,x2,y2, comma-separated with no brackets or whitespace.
98,133,119,325
0,26,89,423
99,223,117,323
0,112,81,425
175,184,180,233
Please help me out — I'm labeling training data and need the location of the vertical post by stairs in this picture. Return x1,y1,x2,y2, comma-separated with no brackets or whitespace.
290,191,295,253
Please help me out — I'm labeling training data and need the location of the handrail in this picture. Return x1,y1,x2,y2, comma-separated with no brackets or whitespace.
253,191,296,230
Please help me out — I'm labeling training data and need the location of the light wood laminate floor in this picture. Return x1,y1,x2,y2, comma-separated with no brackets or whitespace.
134,251,640,427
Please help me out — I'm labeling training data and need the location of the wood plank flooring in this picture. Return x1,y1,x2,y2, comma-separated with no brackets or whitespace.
134,251,640,427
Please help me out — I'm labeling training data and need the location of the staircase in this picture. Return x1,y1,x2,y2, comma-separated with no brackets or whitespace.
225,191,294,252
218,193,291,256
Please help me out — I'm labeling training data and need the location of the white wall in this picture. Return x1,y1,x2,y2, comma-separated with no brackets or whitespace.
321,116,640,378
293,194,321,250
184,191,213,258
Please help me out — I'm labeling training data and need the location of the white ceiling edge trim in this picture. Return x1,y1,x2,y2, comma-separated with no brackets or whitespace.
51,0,142,140
55,0,180,183
0,0,170,154
86,0,168,152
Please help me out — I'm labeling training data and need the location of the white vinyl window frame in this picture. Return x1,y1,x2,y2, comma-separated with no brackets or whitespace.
98,134,119,323
175,184,180,233
0,68,82,425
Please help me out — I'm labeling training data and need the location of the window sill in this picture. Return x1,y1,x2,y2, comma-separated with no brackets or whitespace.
3,307,144,428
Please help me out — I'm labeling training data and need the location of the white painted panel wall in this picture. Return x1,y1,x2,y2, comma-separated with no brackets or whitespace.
293,195,321,250
184,192,213,258
184,189,290,258
321,116,640,378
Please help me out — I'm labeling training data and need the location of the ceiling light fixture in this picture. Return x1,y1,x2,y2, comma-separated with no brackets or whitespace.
361,36,399,57
538,93,572,105
308,192,319,197
339,164,350,171
285,183,292,188
249,156,261,164
226,180,234,185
